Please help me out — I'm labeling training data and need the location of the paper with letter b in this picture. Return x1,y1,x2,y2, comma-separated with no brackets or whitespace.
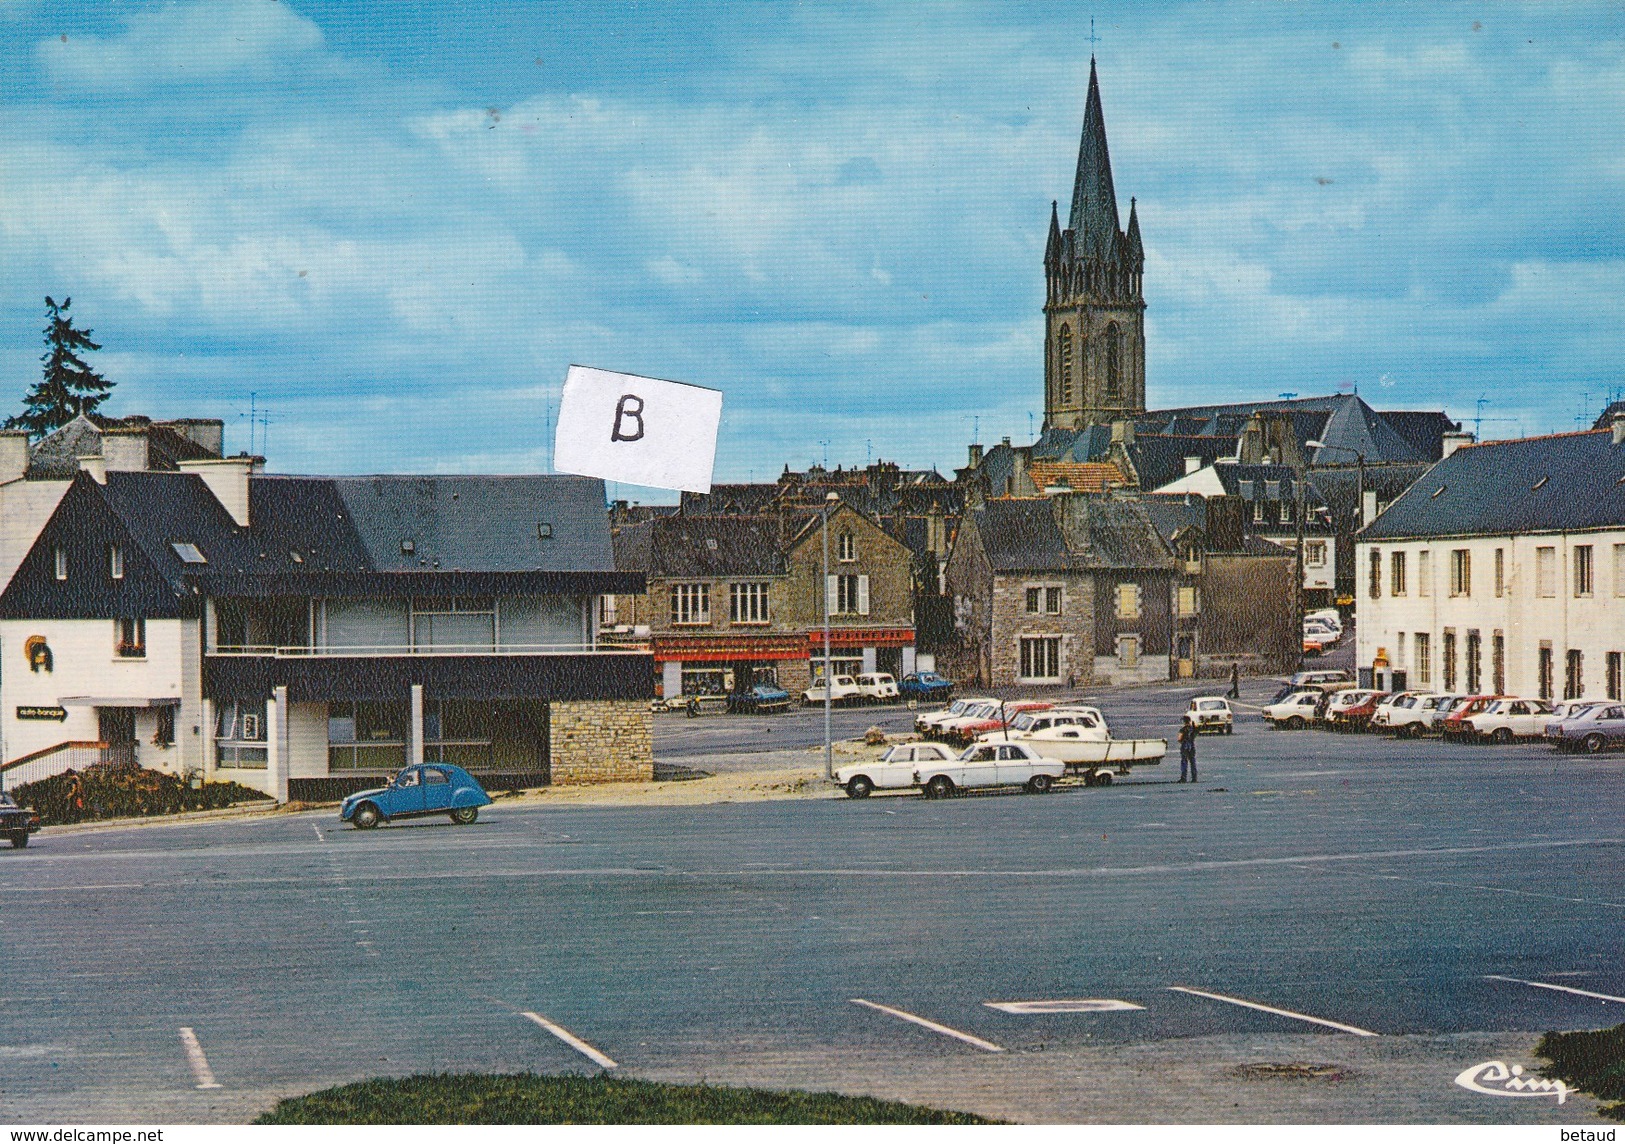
553,365,723,493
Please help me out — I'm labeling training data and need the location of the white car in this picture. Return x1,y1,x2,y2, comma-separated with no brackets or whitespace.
834,741,959,798
1306,609,1344,636
1263,690,1322,729
1467,697,1555,743
913,740,1066,798
977,706,1107,744
803,675,862,706
1372,691,1436,732
932,700,1005,742
1304,618,1340,643
854,672,900,703
915,696,995,737
1187,697,1233,734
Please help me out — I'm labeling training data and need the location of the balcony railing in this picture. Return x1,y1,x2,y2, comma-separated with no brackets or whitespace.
208,642,644,658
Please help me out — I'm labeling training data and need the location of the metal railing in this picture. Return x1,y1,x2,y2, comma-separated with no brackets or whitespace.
1,740,135,791
207,642,643,658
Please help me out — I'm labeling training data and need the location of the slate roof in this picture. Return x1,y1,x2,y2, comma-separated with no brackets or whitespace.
1128,434,1239,491
1360,429,1625,540
1138,394,1455,465
617,514,786,578
26,413,224,478
1068,57,1122,259
973,495,1174,573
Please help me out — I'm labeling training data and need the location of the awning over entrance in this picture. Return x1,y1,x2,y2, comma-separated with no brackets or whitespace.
805,628,915,650
58,696,181,707
653,634,808,664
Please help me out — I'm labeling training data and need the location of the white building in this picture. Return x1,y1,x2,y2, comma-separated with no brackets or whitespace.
1357,423,1625,700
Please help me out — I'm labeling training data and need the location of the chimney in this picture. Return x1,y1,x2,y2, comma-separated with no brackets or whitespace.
1110,419,1136,446
179,456,262,527
1442,431,1475,458
101,425,150,472
1010,447,1029,496
0,430,28,483
1184,455,1202,475
967,443,983,469
156,418,225,456
1612,414,1625,447
1053,491,1090,551
78,454,107,483
1208,495,1245,552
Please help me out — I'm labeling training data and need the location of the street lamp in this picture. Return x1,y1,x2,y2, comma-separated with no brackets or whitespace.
821,491,839,781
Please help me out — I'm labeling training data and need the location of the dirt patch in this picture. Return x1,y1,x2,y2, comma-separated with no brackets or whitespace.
507,766,842,810
1231,1062,1350,1082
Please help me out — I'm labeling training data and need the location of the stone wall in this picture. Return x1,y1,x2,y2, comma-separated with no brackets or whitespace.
549,699,654,784
989,572,1096,687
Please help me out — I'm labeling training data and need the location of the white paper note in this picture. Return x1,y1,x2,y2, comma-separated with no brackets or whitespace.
553,365,723,493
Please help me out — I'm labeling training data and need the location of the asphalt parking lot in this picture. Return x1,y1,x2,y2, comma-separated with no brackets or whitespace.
2,678,1620,1124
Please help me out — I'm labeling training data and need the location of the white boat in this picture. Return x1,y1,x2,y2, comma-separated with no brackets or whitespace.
1024,725,1167,768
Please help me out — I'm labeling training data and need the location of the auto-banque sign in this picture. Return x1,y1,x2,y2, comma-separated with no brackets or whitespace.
16,706,68,721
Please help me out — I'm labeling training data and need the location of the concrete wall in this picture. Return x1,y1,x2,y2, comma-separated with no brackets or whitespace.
549,699,653,784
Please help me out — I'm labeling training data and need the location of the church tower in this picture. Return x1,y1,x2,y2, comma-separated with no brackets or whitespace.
1043,58,1146,432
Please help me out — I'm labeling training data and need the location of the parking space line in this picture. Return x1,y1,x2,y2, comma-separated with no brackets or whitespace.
1485,975,1625,1004
985,999,1143,1014
178,1027,222,1089
1167,986,1379,1036
849,999,1005,1052
520,1011,618,1069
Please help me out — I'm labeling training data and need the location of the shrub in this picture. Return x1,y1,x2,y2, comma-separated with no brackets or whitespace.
10,763,270,826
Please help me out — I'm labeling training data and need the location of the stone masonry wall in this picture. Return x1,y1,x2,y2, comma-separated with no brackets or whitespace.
550,699,654,784
989,572,1096,687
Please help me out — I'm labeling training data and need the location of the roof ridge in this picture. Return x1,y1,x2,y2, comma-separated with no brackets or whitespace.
1459,428,1608,449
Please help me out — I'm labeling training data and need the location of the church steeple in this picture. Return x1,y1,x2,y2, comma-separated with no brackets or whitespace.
1042,57,1146,433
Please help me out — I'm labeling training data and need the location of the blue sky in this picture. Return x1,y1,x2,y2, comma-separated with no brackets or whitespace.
1,2,1621,496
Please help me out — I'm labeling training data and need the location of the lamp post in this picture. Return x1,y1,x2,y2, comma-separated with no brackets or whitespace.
821,491,839,781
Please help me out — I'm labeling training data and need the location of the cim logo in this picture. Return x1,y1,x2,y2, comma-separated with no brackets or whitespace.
1454,1060,1571,1104
23,634,52,673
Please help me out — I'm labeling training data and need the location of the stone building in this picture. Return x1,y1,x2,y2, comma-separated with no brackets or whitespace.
943,491,1178,688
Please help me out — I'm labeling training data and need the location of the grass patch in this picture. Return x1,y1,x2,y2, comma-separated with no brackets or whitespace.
1538,1022,1625,1120
13,763,269,826
253,1073,995,1125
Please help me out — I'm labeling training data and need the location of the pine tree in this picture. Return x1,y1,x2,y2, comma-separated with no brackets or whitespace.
6,296,114,437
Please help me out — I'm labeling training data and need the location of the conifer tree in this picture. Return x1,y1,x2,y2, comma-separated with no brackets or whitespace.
6,296,114,437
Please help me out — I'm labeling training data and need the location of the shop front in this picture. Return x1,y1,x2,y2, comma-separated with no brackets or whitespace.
805,627,917,682
653,633,810,699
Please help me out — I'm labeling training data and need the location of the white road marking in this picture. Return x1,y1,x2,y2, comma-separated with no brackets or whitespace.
1485,975,1625,1004
178,1027,222,1088
984,999,1144,1014
312,824,324,842
850,999,1005,1052
1167,986,1379,1036
521,1011,618,1069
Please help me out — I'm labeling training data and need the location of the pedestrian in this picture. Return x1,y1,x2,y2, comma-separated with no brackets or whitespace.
1228,662,1240,699
1178,716,1198,783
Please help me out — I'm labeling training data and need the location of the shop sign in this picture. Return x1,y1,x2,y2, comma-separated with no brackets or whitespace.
16,706,68,722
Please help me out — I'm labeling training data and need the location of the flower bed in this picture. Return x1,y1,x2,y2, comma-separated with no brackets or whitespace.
9,762,270,826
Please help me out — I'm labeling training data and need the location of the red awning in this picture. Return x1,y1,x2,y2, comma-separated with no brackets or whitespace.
805,628,915,649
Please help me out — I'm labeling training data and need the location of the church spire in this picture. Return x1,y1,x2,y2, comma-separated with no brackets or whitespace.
1044,200,1062,266
1068,56,1121,260
1125,197,1143,265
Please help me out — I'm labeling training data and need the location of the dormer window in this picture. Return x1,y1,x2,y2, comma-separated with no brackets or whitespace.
838,532,856,562
171,542,207,564
54,546,67,581
109,544,124,580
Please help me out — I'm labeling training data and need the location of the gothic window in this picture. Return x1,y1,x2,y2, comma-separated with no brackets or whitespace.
1058,325,1073,406
1105,322,1122,397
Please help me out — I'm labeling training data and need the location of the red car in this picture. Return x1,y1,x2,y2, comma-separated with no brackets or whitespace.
1329,691,1390,732
947,700,1052,744
1438,695,1504,742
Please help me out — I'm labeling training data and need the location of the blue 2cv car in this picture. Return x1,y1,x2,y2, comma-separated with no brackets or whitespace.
340,764,493,829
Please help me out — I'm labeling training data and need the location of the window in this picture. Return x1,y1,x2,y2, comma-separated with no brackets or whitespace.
1058,324,1074,406
1450,549,1471,597
1414,632,1431,686
729,582,770,624
1609,652,1622,701
1536,547,1556,597
1418,551,1431,597
1305,541,1327,567
1046,586,1062,614
327,700,409,771
1117,634,1140,668
1615,545,1625,597
1390,551,1406,596
598,595,617,625
1538,643,1554,701
215,699,268,769
1105,321,1122,396
109,544,124,580
1253,501,1265,524
1575,545,1594,597
837,532,855,562
154,705,175,748
1465,630,1482,693
1178,586,1199,617
670,583,711,625
1019,636,1062,681
1566,649,1584,700
1369,549,1382,598
54,546,67,580
412,596,495,650
1495,548,1505,597
832,573,869,615
114,617,146,658
1116,582,1140,620
1493,631,1506,695
1442,629,1457,692
170,542,207,564
1025,586,1062,615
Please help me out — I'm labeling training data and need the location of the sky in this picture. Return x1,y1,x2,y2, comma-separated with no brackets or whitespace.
1,1,1621,498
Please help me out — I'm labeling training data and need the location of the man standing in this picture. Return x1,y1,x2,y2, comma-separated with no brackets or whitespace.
1228,662,1240,699
1178,717,1198,783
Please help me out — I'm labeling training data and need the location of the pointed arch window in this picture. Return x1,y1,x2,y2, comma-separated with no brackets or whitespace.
1058,325,1074,406
1106,322,1122,397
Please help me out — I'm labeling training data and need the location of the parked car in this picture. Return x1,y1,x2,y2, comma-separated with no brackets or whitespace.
727,683,792,714
854,673,900,703
1466,697,1555,743
1326,690,1389,732
898,672,955,702
1545,702,1600,742
1438,695,1504,742
1187,697,1234,734
340,764,493,829
1306,608,1344,637
1269,670,1355,704
979,706,1107,744
1550,704,1625,753
1371,691,1437,735
1263,690,1322,729
651,691,727,715
913,740,1067,798
0,792,41,849
945,699,1053,744
916,696,996,738
803,675,862,707
833,741,959,798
